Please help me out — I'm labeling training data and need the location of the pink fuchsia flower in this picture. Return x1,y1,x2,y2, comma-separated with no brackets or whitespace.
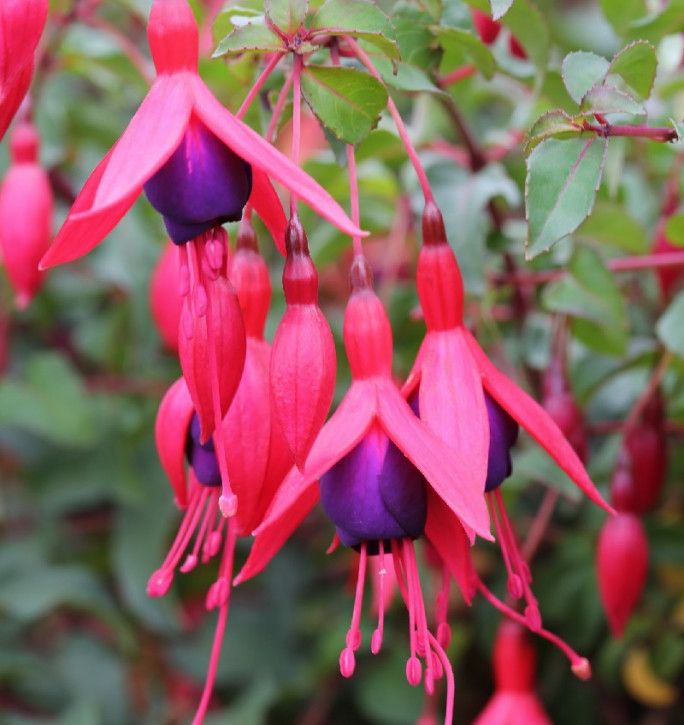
39,0,362,270
270,216,336,468
0,121,53,308
403,201,612,629
0,0,48,140
473,620,551,725
149,241,185,353
237,256,492,723
597,512,649,638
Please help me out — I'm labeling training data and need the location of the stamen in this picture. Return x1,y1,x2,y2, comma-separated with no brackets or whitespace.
435,565,452,649
405,541,436,693
393,540,421,687
474,577,591,679
488,494,523,599
202,513,225,563
181,493,218,573
426,631,455,725
192,519,238,725
371,541,386,655
339,543,368,678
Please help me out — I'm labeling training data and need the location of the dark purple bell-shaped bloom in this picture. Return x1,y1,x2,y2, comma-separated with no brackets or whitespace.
485,393,519,492
320,425,427,551
144,118,252,244
186,414,221,486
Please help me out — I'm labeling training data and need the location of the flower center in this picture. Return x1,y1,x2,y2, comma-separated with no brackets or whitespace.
144,118,252,244
186,413,221,486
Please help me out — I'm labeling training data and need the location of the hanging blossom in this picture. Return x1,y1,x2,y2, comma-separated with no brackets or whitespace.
0,120,53,307
236,255,493,724
402,200,612,639
149,241,185,353
149,220,292,723
0,0,48,140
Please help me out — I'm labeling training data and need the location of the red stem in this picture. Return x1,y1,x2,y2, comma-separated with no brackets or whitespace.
290,54,303,216
583,121,678,143
236,52,284,120
438,64,476,87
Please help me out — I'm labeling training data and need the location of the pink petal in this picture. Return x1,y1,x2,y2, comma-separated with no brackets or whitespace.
190,77,365,239
463,330,613,513
94,76,192,209
155,377,194,508
40,149,139,269
249,169,286,255
417,329,488,498
376,378,492,541
424,489,476,604
149,242,183,352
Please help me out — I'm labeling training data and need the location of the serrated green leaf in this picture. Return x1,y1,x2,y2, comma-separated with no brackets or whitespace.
576,201,648,252
525,137,608,258
657,291,684,356
373,56,444,94
213,21,282,57
300,65,387,145
434,26,496,79
561,51,610,105
665,214,684,246
265,0,308,34
607,41,657,100
490,0,514,20
309,0,399,60
580,83,645,116
526,110,581,152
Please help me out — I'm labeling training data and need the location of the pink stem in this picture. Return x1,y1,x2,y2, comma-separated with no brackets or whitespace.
266,71,294,143
346,37,434,203
237,52,285,120
346,145,364,257
583,121,678,142
290,54,303,216
438,64,476,87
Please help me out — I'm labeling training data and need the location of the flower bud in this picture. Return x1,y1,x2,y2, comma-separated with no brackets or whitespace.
471,9,501,44
149,242,184,352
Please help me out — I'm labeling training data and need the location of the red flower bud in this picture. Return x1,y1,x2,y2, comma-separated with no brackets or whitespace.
270,216,336,468
509,35,527,59
149,242,184,352
597,512,648,638
471,9,501,45
542,392,587,463
0,122,53,307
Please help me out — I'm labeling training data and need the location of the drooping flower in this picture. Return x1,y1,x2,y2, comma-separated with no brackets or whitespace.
149,241,185,352
0,0,48,140
596,512,649,638
39,0,362,270
0,121,53,307
237,256,493,723
149,225,292,721
270,215,336,467
473,620,552,725
403,201,611,628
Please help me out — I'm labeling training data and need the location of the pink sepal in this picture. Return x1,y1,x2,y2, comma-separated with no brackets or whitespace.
249,169,287,255
149,243,183,352
473,692,551,725
155,377,194,508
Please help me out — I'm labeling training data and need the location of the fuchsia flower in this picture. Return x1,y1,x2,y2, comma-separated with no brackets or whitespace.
149,242,185,352
237,255,492,722
597,512,648,638
150,222,292,721
0,121,53,307
403,202,612,629
270,216,336,467
39,0,361,270
0,0,48,140
474,620,551,725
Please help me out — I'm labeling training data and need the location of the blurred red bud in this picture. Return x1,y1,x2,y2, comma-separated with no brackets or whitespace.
652,216,683,302
149,242,183,352
509,35,527,59
471,9,501,45
597,513,648,638
0,121,53,307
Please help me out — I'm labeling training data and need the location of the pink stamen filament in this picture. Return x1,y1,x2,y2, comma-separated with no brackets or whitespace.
405,541,436,691
181,493,219,573
488,494,522,598
391,541,420,683
236,53,285,120
160,487,210,573
426,631,455,725
435,565,451,649
192,519,238,725
346,37,434,204
371,541,386,654
474,577,590,677
348,543,368,651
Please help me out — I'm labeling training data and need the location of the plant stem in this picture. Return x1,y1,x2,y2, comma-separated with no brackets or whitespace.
236,52,284,120
290,54,303,216
622,351,673,434
582,121,678,143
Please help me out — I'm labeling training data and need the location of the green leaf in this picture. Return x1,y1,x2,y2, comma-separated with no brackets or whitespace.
665,214,684,246
525,109,581,152
373,56,444,94
309,0,399,60
0,353,97,447
607,41,657,100
561,51,610,105
300,65,388,144
525,137,608,259
264,0,308,34
213,21,282,57
657,291,684,357
576,201,648,252
434,26,496,79
580,83,645,116
542,246,627,355
599,0,646,34
391,6,440,69
623,0,684,42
